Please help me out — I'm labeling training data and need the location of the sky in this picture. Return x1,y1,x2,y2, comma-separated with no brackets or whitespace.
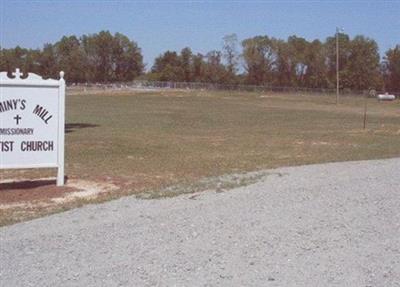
1,0,399,70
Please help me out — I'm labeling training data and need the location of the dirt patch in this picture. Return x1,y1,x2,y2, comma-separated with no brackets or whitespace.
0,178,119,209
52,180,118,204
0,179,78,204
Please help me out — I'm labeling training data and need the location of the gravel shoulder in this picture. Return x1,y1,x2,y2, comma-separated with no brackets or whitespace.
1,158,399,286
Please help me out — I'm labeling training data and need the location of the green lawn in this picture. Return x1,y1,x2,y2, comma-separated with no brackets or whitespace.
65,90,399,181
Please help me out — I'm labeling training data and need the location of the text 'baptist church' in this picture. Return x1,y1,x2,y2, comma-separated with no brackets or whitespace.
0,141,55,152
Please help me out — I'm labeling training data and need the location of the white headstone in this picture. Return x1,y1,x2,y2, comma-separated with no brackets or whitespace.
0,69,66,186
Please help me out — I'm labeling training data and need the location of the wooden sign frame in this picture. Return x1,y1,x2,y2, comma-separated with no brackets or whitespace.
0,69,66,186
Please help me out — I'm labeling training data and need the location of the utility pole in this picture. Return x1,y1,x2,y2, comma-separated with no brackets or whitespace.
336,27,340,105
335,27,345,104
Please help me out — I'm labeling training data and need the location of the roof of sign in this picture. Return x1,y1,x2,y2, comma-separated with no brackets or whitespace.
0,69,64,87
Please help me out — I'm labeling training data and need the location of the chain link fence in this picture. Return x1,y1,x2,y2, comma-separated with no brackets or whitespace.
67,80,399,98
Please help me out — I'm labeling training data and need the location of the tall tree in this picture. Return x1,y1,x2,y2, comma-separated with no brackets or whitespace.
242,36,275,85
204,50,227,83
346,36,381,90
192,53,205,82
112,32,144,82
304,40,329,88
37,43,58,78
287,36,308,86
222,34,239,83
180,47,193,82
81,31,143,82
55,36,86,83
273,39,293,87
151,51,183,81
83,31,115,82
382,45,400,92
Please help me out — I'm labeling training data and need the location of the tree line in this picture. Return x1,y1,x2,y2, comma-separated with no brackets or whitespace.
1,30,399,92
0,31,143,83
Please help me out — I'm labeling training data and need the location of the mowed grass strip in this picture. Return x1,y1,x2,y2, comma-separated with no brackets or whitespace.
1,90,399,224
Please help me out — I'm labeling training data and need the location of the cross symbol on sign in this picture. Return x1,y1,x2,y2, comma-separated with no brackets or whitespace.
14,115,22,125
12,68,23,79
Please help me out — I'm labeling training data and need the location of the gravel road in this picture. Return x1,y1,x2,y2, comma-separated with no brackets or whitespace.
1,158,399,286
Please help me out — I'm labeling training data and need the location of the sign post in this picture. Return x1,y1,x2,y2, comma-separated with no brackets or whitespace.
0,69,66,186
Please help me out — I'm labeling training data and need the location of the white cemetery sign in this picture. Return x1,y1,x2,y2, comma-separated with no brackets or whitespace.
0,69,66,186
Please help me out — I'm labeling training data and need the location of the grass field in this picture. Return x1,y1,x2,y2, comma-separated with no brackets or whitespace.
1,89,400,225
